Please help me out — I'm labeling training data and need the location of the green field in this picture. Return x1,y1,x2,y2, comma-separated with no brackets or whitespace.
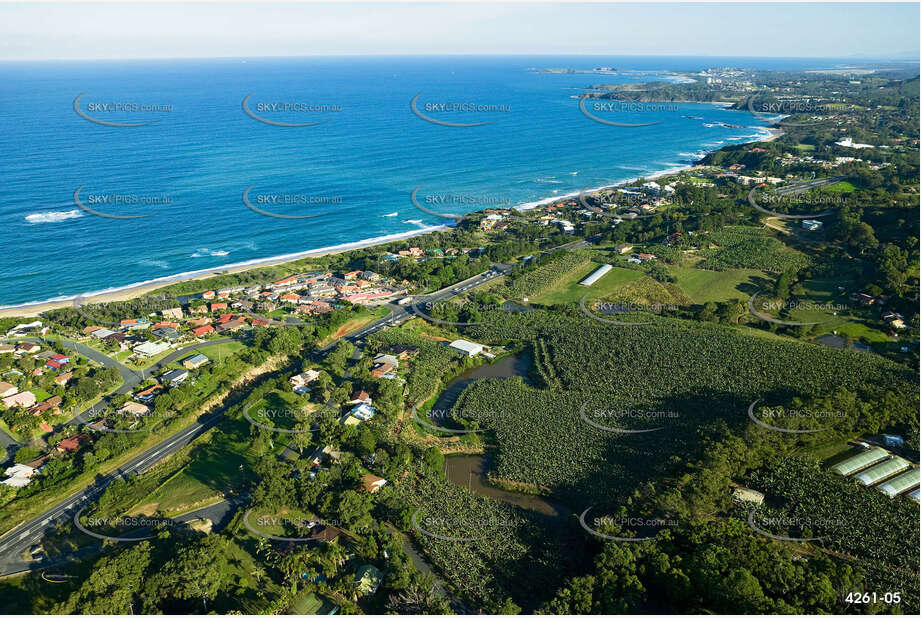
528,262,644,305
288,592,330,615
824,180,856,193
669,266,766,304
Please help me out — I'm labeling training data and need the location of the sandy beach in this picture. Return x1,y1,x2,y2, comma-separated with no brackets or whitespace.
0,225,448,319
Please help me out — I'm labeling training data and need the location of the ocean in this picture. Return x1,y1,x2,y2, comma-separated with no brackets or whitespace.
0,55,846,307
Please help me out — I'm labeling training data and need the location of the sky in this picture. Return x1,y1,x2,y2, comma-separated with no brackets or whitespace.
0,1,918,61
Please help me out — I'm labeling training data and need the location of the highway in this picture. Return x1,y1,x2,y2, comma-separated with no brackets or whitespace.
0,249,574,577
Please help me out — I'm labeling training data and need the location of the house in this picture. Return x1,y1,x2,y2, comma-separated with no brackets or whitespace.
191,305,210,315
280,293,301,303
349,390,372,405
636,253,657,261
44,360,65,371
343,270,361,280
642,181,661,195
359,270,381,281
15,342,40,354
370,363,395,378
614,243,634,254
201,290,216,300
182,353,210,369
290,370,321,393
0,381,17,398
192,325,215,336
272,276,298,288
152,327,181,341
857,293,876,306
354,564,383,595
119,401,151,417
210,302,228,312
0,344,15,354
215,318,247,333
2,391,36,409
54,371,73,386
134,341,170,358
2,464,37,488
135,384,165,403
104,332,126,345
372,354,399,368
161,307,184,319
731,486,765,505
361,473,388,494
56,433,92,454
188,317,213,328
384,344,419,360
801,219,824,231
449,339,484,357
151,321,180,331
350,403,377,421
159,368,190,387
232,299,254,311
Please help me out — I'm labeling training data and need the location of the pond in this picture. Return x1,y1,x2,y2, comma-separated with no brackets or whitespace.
444,454,572,518
427,351,533,423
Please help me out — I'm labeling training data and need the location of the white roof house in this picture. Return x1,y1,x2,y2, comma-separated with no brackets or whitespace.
351,403,377,421
134,341,170,358
91,328,117,339
449,339,484,357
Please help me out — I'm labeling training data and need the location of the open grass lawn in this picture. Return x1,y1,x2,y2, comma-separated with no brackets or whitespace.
197,341,246,362
289,592,325,615
824,180,856,193
528,263,644,305
669,266,766,304
794,143,816,152
319,306,389,347
32,388,52,402
133,417,260,517
777,278,894,344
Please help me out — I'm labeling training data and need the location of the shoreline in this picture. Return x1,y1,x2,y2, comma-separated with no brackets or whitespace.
1,125,783,319
0,225,447,318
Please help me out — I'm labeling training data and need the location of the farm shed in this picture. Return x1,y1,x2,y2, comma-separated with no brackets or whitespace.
854,456,910,487
830,447,889,476
876,468,920,498
579,264,613,287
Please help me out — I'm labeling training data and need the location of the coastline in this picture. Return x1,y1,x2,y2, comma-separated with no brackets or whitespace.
1,125,783,320
0,225,448,318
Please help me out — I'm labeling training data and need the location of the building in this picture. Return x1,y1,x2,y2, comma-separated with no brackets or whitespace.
134,341,171,358
56,433,92,454
182,353,210,369
731,487,765,505
801,219,824,231
152,327,181,341
854,457,911,486
351,403,377,422
370,363,395,378
349,390,372,405
579,264,613,287
54,371,73,386
215,318,247,333
354,564,383,595
192,325,215,336
614,243,634,254
2,391,36,409
159,368,190,387
831,447,889,476
2,463,37,488
361,473,388,494
0,381,17,398
372,354,400,368
290,370,321,392
135,384,165,403
642,181,661,195
449,339,484,357
16,342,40,354
882,434,904,448
119,401,151,417
161,307,184,319
876,468,920,498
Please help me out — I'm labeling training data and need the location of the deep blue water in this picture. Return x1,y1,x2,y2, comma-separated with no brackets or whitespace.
0,55,849,306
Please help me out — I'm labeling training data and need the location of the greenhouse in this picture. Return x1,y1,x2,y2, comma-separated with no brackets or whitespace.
854,456,910,487
909,489,920,504
830,447,889,476
877,467,920,498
